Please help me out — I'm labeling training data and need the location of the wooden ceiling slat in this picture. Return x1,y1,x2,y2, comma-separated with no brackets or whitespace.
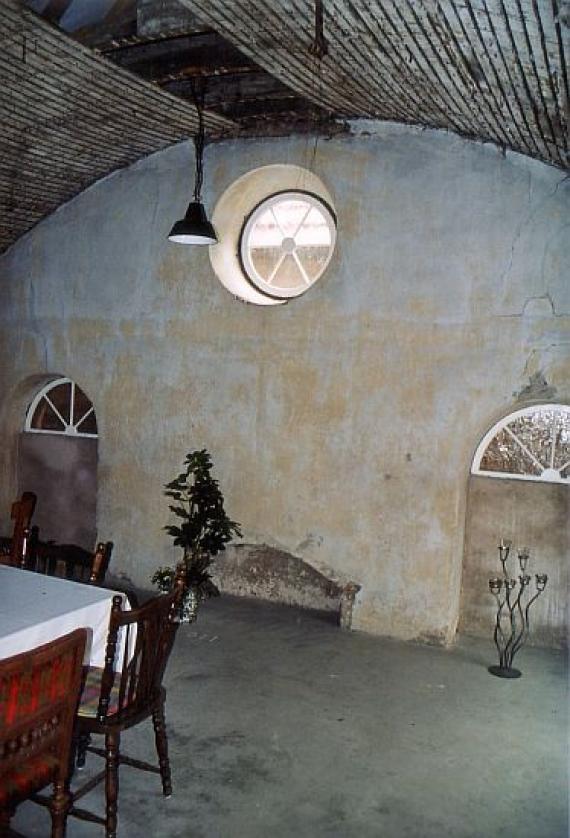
496,0,555,163
531,0,568,157
331,0,438,124
0,101,147,173
440,0,539,157
285,0,400,118
442,0,520,151
0,64,185,161
550,0,570,134
420,1,512,148
513,0,565,168
413,0,512,145
379,0,473,136
479,0,543,158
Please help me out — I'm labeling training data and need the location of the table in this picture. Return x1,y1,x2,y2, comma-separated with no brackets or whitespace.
0,564,127,667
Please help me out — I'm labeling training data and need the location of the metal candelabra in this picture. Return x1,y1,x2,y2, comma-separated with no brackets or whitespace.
488,539,548,679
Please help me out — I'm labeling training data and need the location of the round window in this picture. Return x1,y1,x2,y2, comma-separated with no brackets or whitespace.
239,191,337,300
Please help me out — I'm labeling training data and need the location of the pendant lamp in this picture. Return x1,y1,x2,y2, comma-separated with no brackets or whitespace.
168,80,217,246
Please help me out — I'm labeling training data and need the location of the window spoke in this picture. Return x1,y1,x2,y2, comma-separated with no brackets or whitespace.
292,203,312,239
504,426,545,473
549,423,557,469
44,395,68,430
292,250,311,285
270,207,286,238
75,405,94,430
267,252,287,286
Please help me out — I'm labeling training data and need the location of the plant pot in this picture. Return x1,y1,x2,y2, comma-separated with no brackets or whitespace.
179,586,201,624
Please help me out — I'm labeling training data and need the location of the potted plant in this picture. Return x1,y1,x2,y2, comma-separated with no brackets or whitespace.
152,449,242,622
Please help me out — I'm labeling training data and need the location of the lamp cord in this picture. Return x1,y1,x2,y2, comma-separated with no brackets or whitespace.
191,78,206,201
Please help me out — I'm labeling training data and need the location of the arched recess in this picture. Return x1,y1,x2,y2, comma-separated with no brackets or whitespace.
18,377,98,550
459,404,569,648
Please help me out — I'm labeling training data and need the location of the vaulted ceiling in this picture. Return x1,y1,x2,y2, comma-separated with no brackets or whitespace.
0,0,568,254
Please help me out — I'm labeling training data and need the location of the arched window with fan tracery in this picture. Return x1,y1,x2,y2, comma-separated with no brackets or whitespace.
25,378,97,438
471,404,569,485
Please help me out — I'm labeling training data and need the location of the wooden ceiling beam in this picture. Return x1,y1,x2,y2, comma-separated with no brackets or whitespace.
104,31,257,82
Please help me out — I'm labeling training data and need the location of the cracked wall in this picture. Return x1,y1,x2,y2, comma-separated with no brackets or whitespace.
0,125,568,644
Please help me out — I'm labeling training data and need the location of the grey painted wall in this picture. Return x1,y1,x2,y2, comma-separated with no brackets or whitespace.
0,124,568,644
461,475,568,648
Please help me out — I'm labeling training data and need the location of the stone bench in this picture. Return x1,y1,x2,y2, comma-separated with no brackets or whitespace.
212,543,361,629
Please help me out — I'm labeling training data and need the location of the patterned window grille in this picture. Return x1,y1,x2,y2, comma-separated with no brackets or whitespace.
25,378,98,438
471,404,569,485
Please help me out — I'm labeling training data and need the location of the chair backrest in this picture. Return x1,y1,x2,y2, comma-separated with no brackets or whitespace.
27,539,113,586
89,541,113,585
2,491,37,567
96,564,186,723
0,628,87,801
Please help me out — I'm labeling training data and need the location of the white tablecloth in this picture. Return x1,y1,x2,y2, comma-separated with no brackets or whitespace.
0,564,128,667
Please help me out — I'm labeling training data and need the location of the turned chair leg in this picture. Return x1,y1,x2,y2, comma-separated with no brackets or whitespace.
76,733,91,769
49,780,69,838
152,702,172,798
105,731,120,838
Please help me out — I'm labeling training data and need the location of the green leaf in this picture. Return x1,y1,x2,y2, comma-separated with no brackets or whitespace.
168,506,188,518
164,525,183,538
161,448,241,576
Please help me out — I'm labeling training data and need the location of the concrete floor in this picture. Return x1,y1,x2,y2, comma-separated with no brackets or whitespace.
13,595,568,838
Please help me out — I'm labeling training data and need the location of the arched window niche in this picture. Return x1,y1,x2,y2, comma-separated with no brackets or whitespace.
460,402,568,650
471,404,570,485
20,377,98,550
25,377,98,438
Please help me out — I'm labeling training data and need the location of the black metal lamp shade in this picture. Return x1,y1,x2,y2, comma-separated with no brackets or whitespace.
168,201,218,245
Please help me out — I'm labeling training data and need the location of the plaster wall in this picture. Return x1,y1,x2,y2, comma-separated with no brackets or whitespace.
0,125,568,643
461,475,568,648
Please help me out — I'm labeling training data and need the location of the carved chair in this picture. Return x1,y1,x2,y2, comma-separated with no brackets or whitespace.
0,492,37,567
0,628,87,837
69,564,186,837
29,540,114,586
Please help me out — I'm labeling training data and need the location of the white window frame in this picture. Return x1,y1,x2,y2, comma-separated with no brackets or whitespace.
471,404,570,485
25,377,98,439
239,189,337,300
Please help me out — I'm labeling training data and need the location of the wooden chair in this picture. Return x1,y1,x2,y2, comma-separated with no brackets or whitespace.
0,629,87,837
30,540,114,586
69,564,186,837
0,492,37,567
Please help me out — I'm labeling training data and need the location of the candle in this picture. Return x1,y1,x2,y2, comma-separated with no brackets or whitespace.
518,548,529,572
489,577,503,593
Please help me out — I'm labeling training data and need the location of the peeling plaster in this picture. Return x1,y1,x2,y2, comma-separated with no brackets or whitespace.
514,371,558,401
